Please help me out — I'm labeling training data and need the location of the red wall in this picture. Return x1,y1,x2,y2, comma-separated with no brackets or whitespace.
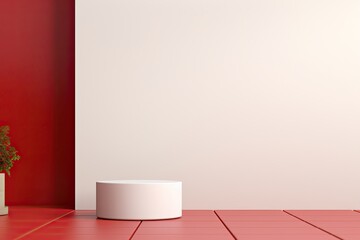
0,0,74,208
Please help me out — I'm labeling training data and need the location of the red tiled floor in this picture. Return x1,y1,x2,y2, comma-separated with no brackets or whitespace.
21,210,140,240
216,210,340,240
3,208,360,239
286,210,360,240
0,206,72,239
287,210,358,216
215,210,285,216
135,227,230,235
141,221,222,228
132,235,234,240
132,210,234,240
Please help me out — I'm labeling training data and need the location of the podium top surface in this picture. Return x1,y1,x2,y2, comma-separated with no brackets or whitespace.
96,180,181,184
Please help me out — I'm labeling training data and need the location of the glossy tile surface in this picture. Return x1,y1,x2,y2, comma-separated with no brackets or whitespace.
216,210,339,240
21,210,140,240
0,206,72,239
132,210,233,240
286,210,360,240
2,207,360,239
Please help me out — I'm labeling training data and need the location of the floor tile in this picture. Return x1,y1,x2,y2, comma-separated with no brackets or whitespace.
23,234,133,240
224,221,312,228
132,210,234,239
132,235,234,240
218,215,299,222
30,226,136,235
141,221,222,228
0,206,72,239
313,222,360,228
135,227,230,235
334,235,360,240
286,210,359,216
182,210,214,216
286,210,360,239
225,235,338,240
215,210,284,216
7,209,360,240
287,216,360,222
217,210,340,240
44,220,139,228
20,210,140,240
230,227,331,235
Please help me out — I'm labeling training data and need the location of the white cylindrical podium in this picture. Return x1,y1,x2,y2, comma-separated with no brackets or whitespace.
0,173,8,216
96,180,182,220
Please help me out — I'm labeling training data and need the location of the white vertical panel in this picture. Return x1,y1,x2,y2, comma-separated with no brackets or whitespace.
76,0,360,209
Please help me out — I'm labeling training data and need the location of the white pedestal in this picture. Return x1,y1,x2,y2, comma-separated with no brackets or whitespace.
0,206,8,215
96,180,182,220
0,173,8,216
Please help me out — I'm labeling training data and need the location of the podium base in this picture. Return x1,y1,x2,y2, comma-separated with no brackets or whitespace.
0,206,8,215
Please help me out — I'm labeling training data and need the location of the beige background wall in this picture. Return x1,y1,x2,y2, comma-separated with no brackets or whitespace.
76,0,360,210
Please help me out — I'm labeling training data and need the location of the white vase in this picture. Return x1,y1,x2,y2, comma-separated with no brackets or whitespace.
0,173,8,215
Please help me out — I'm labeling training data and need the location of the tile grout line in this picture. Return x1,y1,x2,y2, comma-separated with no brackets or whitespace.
283,210,344,240
15,210,75,240
129,221,142,240
214,210,237,240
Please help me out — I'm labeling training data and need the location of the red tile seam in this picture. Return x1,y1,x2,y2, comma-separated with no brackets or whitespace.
14,210,75,240
214,210,237,240
129,221,142,240
283,210,343,240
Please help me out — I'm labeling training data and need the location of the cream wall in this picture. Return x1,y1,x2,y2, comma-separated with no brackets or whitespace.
76,0,360,209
